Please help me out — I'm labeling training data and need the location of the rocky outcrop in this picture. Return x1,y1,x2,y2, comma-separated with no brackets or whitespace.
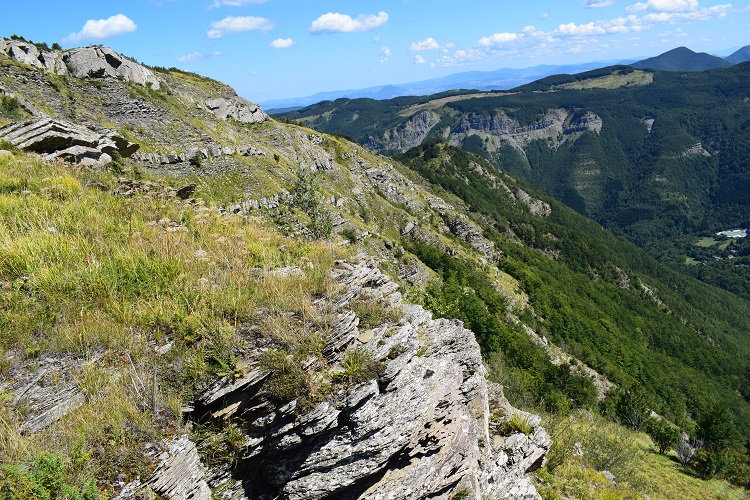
63,46,161,89
0,118,139,166
189,259,549,499
363,110,440,151
516,189,551,217
0,39,66,74
204,96,269,124
0,39,160,89
148,436,213,500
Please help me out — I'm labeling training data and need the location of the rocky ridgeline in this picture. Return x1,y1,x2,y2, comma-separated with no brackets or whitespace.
131,143,265,166
0,117,138,165
136,259,550,500
0,39,160,88
0,39,269,126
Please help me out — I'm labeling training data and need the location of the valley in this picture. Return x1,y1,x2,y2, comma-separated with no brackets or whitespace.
1,37,749,499
279,60,750,304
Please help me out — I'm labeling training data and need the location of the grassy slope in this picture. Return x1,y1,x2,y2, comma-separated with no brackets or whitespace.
0,150,347,494
537,414,749,500
2,53,749,496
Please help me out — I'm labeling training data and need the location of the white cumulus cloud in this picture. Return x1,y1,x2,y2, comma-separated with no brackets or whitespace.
380,46,392,56
410,37,440,51
477,32,523,48
309,11,389,34
269,38,294,49
585,0,616,7
207,16,275,38
554,22,607,36
177,52,204,62
210,0,266,8
413,55,426,64
628,0,698,12
63,14,137,43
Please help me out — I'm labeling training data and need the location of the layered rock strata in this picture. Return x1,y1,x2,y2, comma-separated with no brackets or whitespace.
152,259,551,499
0,118,138,165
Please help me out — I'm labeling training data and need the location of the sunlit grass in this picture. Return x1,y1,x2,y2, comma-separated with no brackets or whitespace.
0,151,349,490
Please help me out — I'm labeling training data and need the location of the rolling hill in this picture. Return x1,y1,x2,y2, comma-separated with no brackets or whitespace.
632,46,731,71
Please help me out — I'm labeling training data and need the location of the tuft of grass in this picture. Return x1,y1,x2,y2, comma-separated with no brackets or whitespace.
508,413,535,435
350,296,402,330
332,348,385,387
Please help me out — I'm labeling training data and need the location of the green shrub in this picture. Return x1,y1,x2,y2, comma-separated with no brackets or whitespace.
291,170,334,239
1,96,23,119
333,348,385,387
341,226,358,244
646,417,679,454
0,452,96,500
189,153,203,169
580,420,643,476
309,208,333,239
693,448,727,480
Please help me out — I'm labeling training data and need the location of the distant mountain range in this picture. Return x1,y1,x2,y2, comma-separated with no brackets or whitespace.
264,45,750,112
726,45,750,64
262,60,634,111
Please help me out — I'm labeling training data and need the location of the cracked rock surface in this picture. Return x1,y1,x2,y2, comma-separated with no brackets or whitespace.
174,259,550,500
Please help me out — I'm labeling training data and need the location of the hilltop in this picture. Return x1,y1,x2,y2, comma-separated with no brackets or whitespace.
725,45,750,64
1,38,750,498
632,46,731,71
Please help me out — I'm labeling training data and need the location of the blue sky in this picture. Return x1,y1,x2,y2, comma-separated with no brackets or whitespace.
2,1,749,103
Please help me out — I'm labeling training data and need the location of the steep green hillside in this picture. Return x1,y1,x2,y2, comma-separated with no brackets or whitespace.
2,42,749,495
395,142,750,433
279,63,750,299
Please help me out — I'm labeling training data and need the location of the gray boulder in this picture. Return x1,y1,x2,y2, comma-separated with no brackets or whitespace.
61,46,161,89
204,96,269,124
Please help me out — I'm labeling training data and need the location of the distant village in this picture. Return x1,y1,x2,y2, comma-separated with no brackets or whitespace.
716,228,747,238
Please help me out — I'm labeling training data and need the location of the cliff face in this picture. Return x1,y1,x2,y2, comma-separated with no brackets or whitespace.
362,107,603,156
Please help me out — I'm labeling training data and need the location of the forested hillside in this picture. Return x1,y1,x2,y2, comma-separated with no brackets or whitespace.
2,39,750,497
279,63,750,299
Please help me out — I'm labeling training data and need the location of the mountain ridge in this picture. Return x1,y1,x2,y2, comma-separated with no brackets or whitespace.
2,38,750,497
632,46,732,71
725,44,750,64
263,44,750,111
262,60,633,110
